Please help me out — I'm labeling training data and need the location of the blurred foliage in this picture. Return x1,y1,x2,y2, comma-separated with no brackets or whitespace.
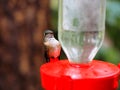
106,1,120,50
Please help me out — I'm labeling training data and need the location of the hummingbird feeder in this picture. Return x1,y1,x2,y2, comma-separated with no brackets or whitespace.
40,0,120,90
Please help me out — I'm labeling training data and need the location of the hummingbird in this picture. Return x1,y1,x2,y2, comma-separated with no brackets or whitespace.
44,30,61,62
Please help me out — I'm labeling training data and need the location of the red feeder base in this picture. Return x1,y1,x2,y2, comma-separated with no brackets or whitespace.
40,60,120,90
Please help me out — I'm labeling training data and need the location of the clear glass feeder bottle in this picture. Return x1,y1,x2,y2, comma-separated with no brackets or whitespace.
58,0,106,64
